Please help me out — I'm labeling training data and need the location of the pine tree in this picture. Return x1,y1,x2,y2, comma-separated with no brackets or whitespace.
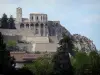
52,33,74,75
0,13,8,29
8,15,16,29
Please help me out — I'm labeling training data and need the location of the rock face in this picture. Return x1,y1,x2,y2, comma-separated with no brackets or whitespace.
48,21,71,40
49,22,97,53
72,34,96,52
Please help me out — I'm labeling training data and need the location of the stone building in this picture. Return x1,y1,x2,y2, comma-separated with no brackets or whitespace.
16,7,49,36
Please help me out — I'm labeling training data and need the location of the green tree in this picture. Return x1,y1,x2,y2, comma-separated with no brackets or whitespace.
8,15,16,29
71,50,100,75
24,56,53,75
88,51,100,75
72,51,89,75
52,34,74,75
0,13,8,29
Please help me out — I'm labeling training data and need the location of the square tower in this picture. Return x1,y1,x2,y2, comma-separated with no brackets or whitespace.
16,7,22,23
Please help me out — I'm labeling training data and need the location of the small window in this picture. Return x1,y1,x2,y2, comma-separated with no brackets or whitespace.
37,16,38,20
32,16,33,20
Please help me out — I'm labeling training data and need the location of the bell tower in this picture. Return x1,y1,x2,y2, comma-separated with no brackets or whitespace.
16,7,22,23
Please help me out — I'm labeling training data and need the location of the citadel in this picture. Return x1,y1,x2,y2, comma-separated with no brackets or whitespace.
0,7,96,53
0,7,96,68
0,7,61,52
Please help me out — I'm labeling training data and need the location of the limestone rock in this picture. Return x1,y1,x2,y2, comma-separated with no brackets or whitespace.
50,23,97,53
48,21,71,40
72,34,96,52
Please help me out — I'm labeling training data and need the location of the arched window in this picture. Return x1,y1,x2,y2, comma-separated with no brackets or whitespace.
20,23,24,28
26,24,29,28
30,23,34,29
35,23,39,28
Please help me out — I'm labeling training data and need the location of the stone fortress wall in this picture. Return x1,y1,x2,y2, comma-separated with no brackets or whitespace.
0,7,60,52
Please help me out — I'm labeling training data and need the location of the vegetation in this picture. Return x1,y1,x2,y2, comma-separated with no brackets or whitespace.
0,32,16,74
23,34,100,75
0,22,100,75
8,15,16,29
0,13,8,29
24,55,53,75
71,50,100,75
7,40,17,47
0,13,16,29
6,40,18,51
52,33,74,75
34,51,41,54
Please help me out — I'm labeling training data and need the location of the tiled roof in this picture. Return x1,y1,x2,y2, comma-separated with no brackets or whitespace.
10,52,43,62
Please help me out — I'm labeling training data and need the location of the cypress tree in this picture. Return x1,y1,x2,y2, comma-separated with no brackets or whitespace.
8,15,16,29
52,33,74,75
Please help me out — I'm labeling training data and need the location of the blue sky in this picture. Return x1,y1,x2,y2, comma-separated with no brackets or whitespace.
0,0,100,50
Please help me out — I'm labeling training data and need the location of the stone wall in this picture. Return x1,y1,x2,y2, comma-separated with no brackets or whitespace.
35,43,58,52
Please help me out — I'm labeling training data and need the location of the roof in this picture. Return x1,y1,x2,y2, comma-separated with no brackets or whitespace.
10,52,44,62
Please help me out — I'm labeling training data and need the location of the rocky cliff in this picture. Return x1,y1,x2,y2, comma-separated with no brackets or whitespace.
72,34,96,52
48,22,97,52
48,21,71,40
